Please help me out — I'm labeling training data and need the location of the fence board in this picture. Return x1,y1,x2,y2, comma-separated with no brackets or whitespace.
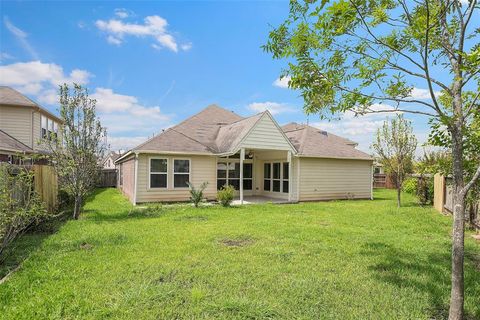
33,165,58,212
98,169,117,187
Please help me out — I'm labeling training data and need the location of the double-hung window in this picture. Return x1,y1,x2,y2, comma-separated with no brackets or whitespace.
217,162,252,190
263,163,271,191
282,163,289,193
150,158,167,188
264,162,289,193
41,115,48,139
174,159,190,188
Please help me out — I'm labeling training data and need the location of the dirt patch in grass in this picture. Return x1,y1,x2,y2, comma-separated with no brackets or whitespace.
177,215,209,221
80,242,94,250
219,236,255,247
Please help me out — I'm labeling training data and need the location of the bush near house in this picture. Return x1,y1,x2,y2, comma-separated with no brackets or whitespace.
217,185,235,207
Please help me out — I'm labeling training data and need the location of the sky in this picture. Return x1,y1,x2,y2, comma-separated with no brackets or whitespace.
0,1,437,154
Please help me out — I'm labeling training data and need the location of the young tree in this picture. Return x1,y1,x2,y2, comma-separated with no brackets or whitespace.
373,115,417,207
45,84,106,220
264,0,480,318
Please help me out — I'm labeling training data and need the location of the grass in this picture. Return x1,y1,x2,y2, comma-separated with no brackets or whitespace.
0,188,479,319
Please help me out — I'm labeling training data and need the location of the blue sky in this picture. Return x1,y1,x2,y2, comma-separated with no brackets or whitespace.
0,1,435,153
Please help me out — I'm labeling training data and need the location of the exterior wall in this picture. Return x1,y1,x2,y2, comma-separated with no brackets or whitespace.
239,115,293,151
136,154,217,203
0,105,33,147
118,157,135,203
298,157,373,201
33,110,62,152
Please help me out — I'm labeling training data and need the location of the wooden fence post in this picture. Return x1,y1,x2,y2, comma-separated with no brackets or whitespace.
433,173,445,213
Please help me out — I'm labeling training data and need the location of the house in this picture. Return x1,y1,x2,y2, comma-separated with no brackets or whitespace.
102,151,121,169
115,105,374,205
0,86,63,163
373,162,385,174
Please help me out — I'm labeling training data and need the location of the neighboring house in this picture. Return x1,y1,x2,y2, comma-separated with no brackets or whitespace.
0,86,63,163
373,162,385,174
115,105,374,205
102,151,121,169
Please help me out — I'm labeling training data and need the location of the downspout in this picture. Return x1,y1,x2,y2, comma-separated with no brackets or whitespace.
133,152,139,205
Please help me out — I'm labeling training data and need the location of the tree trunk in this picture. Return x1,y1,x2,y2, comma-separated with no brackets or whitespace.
73,196,82,220
448,127,465,320
397,187,401,208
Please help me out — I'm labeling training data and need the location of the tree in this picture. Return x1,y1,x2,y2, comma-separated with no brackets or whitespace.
44,84,106,220
373,115,417,207
264,0,480,318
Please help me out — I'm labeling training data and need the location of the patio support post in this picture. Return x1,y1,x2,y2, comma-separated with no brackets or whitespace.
240,148,245,205
287,151,292,202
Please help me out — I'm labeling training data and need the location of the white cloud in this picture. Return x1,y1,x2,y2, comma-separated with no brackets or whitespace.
247,101,294,115
0,60,172,151
107,136,148,151
410,87,440,99
273,76,291,89
95,13,191,52
0,52,14,62
4,17,38,60
114,8,130,19
311,103,405,152
0,61,92,104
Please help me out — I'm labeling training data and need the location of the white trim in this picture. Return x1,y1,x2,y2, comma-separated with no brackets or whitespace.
370,163,374,200
172,157,191,189
133,153,138,205
297,157,301,202
148,156,168,190
240,148,244,204
288,151,292,202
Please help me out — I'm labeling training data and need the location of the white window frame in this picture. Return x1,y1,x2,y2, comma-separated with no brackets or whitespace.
173,158,191,189
272,162,281,193
216,160,253,191
264,161,289,193
282,162,289,193
41,115,48,140
149,157,168,189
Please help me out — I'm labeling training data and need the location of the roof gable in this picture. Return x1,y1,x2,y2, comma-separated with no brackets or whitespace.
236,112,296,152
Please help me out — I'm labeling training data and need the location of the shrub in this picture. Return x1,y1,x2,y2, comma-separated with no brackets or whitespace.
0,164,49,261
187,182,208,207
217,185,235,207
417,177,434,205
402,178,417,194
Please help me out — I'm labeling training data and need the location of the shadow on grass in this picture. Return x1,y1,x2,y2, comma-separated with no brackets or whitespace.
0,213,69,279
361,242,479,319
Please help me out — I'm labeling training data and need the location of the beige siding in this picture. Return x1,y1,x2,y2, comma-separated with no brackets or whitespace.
298,158,373,201
239,114,293,151
136,154,217,203
119,158,135,203
0,105,33,147
32,111,42,150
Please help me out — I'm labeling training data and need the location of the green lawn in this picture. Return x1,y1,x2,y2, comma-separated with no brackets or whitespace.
1,188,479,319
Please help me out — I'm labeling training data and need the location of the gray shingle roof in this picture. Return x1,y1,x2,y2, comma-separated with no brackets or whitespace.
0,86,37,107
127,105,372,161
282,123,373,160
0,86,63,123
0,129,33,154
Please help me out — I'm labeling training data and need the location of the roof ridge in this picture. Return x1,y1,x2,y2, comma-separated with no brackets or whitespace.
172,104,242,131
218,111,263,127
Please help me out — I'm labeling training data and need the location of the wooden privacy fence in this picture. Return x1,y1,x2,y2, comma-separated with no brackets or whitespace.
373,174,396,189
33,165,58,212
434,173,478,215
98,169,117,187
